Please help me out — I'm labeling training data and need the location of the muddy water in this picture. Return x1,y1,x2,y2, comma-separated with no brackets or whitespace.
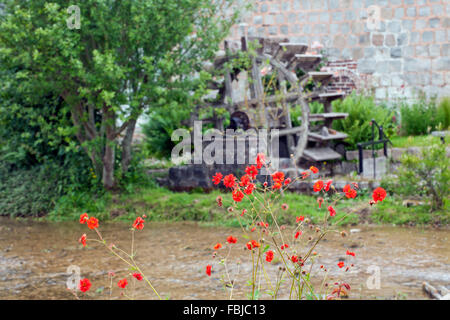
0,218,448,300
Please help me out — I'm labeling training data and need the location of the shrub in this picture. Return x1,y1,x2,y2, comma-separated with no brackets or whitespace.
436,97,450,130
395,140,449,211
399,95,443,135
331,92,396,150
142,107,191,159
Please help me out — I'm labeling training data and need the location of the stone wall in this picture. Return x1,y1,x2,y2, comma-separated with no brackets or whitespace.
230,0,449,101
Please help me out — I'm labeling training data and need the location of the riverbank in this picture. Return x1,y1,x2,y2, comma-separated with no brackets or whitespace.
45,186,450,228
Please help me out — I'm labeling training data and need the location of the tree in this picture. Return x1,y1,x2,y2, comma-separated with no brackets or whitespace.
0,0,239,189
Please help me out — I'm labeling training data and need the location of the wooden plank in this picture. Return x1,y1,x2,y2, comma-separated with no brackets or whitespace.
319,92,345,100
271,126,303,137
308,131,348,142
278,72,295,154
288,54,322,70
302,147,342,161
308,72,333,82
308,112,349,122
275,43,308,62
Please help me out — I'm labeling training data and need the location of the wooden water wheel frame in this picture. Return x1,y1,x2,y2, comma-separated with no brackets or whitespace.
200,37,349,167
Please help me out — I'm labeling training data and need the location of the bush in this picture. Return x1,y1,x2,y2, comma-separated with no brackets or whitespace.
331,92,396,150
437,97,450,130
395,140,449,211
0,160,90,217
399,95,445,135
142,107,191,159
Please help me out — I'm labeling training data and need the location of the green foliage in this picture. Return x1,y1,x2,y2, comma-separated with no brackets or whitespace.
0,0,240,189
331,92,396,150
437,97,450,130
0,157,94,217
142,107,191,159
399,95,445,135
291,101,323,127
394,140,449,211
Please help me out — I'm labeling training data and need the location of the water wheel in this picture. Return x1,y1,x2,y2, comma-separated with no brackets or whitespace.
202,37,349,171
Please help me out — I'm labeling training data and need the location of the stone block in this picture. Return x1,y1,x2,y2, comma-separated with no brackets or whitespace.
372,34,384,46
434,58,450,71
358,59,376,74
422,31,434,43
387,21,402,33
419,6,431,17
253,15,263,25
429,18,440,28
406,7,416,17
385,34,396,47
394,8,404,19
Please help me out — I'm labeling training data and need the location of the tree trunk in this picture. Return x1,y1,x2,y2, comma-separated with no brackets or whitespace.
102,106,117,190
103,141,115,189
121,118,137,174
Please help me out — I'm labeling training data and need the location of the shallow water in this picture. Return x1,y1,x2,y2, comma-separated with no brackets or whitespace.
0,218,448,300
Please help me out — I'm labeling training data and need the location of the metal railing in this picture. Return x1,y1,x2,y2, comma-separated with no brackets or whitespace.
356,119,393,178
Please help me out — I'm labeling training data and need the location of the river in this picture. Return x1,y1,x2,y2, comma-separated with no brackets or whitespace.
0,218,448,300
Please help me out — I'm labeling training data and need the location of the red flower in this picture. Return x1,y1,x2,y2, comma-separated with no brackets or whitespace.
272,182,282,190
272,171,285,183
87,217,99,230
118,278,128,289
310,166,319,174
223,174,236,188
346,250,355,257
325,180,333,192
227,236,237,244
239,174,250,187
213,243,222,250
241,209,247,216
281,244,289,250
244,183,255,195
281,203,289,210
313,180,324,192
328,206,336,217
245,165,258,180
266,250,274,262
291,255,299,263
256,153,265,169
343,185,357,198
216,196,223,207
232,189,244,202
284,178,291,185
301,171,310,179
132,217,145,230
317,197,324,208
372,187,387,203
246,242,252,250
79,278,91,293
212,172,223,185
294,231,302,239
345,188,357,199
296,216,304,223
337,261,345,268
132,273,143,281
206,265,212,276
79,234,87,247
79,213,89,224
251,240,261,248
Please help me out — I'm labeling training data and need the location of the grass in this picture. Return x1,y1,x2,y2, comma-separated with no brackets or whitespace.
390,134,448,148
47,185,450,228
